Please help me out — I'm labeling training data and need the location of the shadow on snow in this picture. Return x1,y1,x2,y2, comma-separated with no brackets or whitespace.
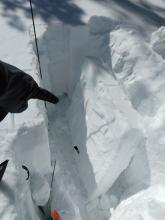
0,0,85,31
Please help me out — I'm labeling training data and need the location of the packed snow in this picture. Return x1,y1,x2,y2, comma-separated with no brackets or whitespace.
0,1,165,220
111,185,165,220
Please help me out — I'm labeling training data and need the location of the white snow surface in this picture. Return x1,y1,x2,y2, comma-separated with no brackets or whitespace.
111,184,165,220
0,0,165,220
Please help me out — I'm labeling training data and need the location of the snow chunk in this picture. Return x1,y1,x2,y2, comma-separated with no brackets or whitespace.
68,57,144,200
111,26,165,117
151,26,165,59
30,170,50,206
111,26,165,190
111,185,165,220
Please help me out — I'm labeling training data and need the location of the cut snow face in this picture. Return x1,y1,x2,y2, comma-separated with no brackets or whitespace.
39,16,148,220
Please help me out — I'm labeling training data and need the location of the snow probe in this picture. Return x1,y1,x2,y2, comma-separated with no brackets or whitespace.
0,160,9,181
29,0,42,79
48,161,62,220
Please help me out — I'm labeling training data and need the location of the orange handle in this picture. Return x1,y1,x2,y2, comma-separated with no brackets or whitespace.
51,210,62,220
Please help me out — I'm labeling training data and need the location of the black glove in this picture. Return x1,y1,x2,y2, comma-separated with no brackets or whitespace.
29,87,60,105
52,95,59,104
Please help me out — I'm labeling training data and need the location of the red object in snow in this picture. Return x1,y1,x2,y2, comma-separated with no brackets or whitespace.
51,210,62,220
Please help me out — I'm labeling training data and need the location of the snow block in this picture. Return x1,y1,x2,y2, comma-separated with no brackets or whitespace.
67,57,145,200
30,170,50,206
111,26,165,191
13,119,51,211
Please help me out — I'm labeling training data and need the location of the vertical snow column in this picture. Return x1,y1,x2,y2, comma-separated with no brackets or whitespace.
39,21,89,99
67,17,145,201
38,22,90,219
